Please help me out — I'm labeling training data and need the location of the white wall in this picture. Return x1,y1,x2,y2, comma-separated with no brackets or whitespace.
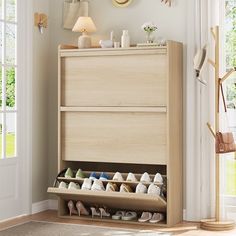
32,0,50,203
47,0,188,193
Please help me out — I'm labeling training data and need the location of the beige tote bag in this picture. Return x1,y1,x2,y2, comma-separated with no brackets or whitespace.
63,0,89,30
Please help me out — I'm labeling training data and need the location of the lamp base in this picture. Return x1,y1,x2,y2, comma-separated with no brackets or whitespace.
78,34,91,49
200,219,235,231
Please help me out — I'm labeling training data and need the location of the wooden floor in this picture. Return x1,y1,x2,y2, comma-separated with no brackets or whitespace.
0,210,235,235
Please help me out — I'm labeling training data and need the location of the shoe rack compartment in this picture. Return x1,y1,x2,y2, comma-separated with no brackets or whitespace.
48,187,167,213
57,171,166,190
58,199,167,226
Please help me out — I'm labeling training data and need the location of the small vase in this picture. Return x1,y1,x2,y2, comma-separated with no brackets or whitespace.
146,32,155,43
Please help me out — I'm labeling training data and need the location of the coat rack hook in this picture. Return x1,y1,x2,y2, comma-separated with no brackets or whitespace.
34,13,48,34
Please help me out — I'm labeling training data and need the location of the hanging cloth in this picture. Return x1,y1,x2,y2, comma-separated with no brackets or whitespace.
63,0,89,30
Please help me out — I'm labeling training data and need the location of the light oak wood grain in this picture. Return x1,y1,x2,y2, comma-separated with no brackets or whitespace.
54,43,184,227
48,188,167,213
61,54,167,107
61,112,167,165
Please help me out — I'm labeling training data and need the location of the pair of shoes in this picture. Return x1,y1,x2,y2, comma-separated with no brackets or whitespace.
65,168,86,179
113,172,138,182
58,181,80,190
67,201,89,217
120,184,133,193
89,172,110,181
90,207,110,218
81,178,105,191
112,211,137,221
136,183,161,195
138,212,164,223
140,172,163,184
106,182,118,191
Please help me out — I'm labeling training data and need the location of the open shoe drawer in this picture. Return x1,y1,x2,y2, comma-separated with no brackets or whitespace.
47,187,167,212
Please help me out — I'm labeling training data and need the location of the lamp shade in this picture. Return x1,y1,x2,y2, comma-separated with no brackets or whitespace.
72,17,96,33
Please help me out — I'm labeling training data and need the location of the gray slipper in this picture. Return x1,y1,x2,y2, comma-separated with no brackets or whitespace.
112,211,125,220
121,211,137,221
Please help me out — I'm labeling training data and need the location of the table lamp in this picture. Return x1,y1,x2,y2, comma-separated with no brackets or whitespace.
72,16,96,49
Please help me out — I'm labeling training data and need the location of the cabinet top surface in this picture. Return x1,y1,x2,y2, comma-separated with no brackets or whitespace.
58,41,182,55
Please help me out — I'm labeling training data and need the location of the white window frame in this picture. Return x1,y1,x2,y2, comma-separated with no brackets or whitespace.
15,0,32,215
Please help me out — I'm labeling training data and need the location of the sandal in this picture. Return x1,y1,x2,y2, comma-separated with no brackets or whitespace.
112,211,126,220
121,211,137,221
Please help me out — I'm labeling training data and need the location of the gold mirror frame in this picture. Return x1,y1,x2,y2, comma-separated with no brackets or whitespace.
112,0,133,8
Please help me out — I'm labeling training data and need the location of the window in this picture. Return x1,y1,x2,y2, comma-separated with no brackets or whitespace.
0,0,17,159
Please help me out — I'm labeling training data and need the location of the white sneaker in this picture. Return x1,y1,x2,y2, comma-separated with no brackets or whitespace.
149,213,164,223
113,172,124,181
91,179,105,191
153,173,163,184
135,183,147,194
140,172,151,182
68,182,80,190
81,178,92,190
126,173,137,182
147,183,161,196
58,181,67,189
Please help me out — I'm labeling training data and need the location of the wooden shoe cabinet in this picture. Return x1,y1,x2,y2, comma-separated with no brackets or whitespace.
48,41,183,227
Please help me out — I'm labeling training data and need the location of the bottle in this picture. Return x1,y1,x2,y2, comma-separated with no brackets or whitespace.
110,31,115,47
121,30,130,48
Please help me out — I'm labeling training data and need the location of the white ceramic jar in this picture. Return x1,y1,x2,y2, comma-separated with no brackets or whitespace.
121,30,130,48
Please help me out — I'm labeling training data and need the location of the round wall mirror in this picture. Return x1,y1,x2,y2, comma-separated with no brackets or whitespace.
112,0,132,7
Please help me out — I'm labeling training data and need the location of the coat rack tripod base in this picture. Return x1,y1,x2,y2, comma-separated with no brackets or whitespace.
201,219,235,231
200,26,235,231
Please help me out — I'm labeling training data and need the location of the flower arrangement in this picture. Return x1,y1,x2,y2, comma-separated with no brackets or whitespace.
141,22,158,43
141,22,158,33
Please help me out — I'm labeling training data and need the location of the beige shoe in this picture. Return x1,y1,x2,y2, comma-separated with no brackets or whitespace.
120,184,133,193
106,182,118,192
149,213,164,223
138,212,152,222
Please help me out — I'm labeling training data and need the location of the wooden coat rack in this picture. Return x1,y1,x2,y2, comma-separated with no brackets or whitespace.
200,26,235,231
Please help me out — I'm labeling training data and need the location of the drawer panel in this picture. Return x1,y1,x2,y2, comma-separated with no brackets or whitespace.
61,111,167,164
61,54,167,107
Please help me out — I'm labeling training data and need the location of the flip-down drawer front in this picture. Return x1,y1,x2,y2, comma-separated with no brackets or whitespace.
61,111,167,165
61,53,167,107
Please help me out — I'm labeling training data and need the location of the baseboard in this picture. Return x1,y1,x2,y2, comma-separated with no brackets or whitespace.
32,199,58,214
48,199,58,210
183,209,186,221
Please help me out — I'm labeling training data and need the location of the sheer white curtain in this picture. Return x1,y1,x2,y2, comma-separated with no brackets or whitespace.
185,0,219,221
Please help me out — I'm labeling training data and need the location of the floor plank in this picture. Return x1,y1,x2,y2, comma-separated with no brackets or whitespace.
0,210,235,235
